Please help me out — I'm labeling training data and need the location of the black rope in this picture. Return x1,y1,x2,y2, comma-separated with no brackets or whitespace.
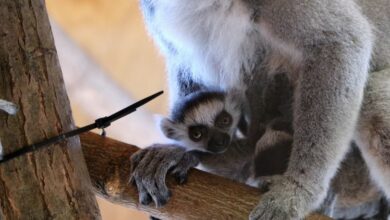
0,91,164,164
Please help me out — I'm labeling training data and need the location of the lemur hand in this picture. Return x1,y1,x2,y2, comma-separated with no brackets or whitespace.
249,175,315,220
130,144,199,207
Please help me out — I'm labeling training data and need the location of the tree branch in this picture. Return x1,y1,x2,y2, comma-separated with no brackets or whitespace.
80,132,330,220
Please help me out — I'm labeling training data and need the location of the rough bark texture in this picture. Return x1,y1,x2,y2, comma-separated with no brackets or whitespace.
81,132,331,220
0,0,100,219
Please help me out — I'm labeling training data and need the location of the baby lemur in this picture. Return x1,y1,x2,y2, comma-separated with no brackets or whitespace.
134,0,390,218
157,74,294,182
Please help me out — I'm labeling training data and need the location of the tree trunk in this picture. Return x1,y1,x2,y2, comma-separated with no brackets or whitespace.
0,0,100,219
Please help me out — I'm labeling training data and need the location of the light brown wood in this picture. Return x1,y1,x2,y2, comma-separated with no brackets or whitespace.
0,0,100,219
81,132,331,220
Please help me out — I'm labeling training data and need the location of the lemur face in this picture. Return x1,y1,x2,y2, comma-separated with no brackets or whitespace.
160,90,243,154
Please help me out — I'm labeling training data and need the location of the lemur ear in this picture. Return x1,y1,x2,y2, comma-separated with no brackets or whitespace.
160,118,180,140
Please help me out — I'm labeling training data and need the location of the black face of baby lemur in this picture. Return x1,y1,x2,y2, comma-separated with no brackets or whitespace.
160,90,243,154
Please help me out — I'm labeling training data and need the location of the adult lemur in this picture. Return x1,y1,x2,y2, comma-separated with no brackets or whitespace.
132,72,390,219
132,0,390,219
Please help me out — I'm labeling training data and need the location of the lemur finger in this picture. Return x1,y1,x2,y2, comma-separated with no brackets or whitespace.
171,152,199,174
171,152,199,184
130,149,148,173
130,149,157,187
154,156,180,200
171,158,189,184
135,148,165,175
130,146,187,207
171,165,189,185
149,148,189,201
133,171,153,205
145,151,169,185
142,177,170,207
153,149,188,196
141,150,178,207
130,144,169,170
174,172,188,185
139,185,153,206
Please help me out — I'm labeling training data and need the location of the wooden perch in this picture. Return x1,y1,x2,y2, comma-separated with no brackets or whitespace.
80,132,331,220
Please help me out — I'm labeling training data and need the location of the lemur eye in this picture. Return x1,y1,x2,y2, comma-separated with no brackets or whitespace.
215,111,232,128
192,131,202,139
222,116,231,125
188,126,207,142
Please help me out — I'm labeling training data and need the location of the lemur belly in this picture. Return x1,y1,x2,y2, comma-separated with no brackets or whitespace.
155,0,303,89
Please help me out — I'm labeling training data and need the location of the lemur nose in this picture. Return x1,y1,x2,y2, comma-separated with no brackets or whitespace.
215,132,230,146
217,135,229,146
207,132,230,153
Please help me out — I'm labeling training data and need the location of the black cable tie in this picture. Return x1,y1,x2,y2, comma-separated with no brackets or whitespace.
95,117,111,129
101,128,107,137
0,91,163,165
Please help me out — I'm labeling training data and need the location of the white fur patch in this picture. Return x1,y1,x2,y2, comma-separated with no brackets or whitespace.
171,93,242,152
154,1,304,90
0,99,17,115
184,100,224,126
154,0,258,89
257,22,304,78
245,176,262,188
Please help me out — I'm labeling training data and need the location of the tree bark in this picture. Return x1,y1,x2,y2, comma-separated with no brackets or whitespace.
81,132,330,220
0,0,100,219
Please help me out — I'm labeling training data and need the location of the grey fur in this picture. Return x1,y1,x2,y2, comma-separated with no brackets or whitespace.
355,68,390,203
161,90,253,181
160,90,244,153
176,83,389,219
135,0,390,219
131,75,389,219
130,144,199,207
249,73,389,219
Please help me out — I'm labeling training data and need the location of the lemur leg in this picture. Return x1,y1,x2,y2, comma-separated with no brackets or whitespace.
250,32,372,220
355,68,390,200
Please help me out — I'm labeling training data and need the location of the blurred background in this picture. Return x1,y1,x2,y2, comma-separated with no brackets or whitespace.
46,0,168,219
